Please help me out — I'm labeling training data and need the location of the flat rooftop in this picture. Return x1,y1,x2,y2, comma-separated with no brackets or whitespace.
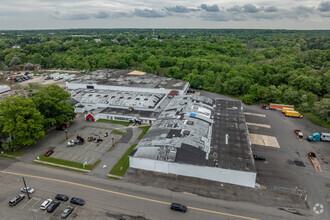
131,97,255,173
131,95,214,166
70,89,165,110
68,69,189,91
210,99,255,172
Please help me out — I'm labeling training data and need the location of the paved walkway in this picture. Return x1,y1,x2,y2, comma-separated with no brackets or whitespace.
33,160,91,172
89,127,142,178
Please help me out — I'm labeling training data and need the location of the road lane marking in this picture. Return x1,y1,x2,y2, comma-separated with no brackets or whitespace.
0,170,259,220
244,112,266,117
246,122,271,128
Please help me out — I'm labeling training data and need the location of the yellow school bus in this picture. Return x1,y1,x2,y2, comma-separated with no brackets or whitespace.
285,111,303,118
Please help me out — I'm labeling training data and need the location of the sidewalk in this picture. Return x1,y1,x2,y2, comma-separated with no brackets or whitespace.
33,160,91,172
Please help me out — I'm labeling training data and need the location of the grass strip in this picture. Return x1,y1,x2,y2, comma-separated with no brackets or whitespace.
306,113,330,129
34,161,88,173
0,150,25,156
38,155,101,170
97,119,130,126
138,126,151,140
0,154,16,159
111,130,127,135
109,144,137,177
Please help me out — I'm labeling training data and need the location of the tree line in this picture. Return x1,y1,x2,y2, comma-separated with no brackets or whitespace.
0,85,75,150
0,29,329,126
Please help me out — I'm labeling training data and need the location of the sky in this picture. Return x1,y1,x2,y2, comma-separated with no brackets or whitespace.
0,0,329,30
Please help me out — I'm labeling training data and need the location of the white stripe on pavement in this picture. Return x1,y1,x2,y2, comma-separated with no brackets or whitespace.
246,122,271,128
244,112,266,117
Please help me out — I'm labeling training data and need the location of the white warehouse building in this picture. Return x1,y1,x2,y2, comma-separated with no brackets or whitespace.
129,96,257,188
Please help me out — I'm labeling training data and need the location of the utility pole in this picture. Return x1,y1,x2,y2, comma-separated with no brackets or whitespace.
112,137,114,147
22,177,30,199
65,129,68,140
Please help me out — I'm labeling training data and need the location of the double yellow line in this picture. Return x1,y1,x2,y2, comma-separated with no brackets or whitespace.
0,170,259,220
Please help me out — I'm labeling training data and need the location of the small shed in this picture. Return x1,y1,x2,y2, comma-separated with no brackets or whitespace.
85,113,95,122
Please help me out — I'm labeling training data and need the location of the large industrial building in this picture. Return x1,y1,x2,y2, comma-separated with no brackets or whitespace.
67,69,189,123
129,96,256,188
68,69,256,187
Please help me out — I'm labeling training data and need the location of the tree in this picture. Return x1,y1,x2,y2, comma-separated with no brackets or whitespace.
30,85,76,130
313,98,330,123
0,96,44,150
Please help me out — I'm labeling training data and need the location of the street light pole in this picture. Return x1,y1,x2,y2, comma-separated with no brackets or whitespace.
112,137,114,147
65,129,68,140
22,177,30,199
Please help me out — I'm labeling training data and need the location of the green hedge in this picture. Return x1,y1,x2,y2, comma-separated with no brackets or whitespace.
97,119,130,126
111,130,127,135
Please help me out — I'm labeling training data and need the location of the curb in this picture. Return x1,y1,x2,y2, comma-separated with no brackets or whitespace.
34,160,91,172
107,174,123,179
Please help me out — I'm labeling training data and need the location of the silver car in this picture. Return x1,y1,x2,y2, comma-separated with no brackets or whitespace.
20,187,35,194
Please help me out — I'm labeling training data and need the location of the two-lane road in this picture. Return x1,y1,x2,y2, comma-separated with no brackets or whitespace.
0,161,308,220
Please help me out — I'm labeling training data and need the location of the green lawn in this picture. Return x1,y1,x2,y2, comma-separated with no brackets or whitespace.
138,126,151,140
306,113,330,129
0,150,25,156
111,130,127,135
38,155,101,170
0,154,16,159
109,144,137,177
97,119,130,126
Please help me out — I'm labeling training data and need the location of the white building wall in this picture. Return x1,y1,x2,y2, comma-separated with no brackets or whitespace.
66,82,190,96
129,157,256,188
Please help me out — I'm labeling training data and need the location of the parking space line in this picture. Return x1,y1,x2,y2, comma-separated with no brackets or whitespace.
52,203,63,216
71,155,78,161
28,198,41,212
21,197,39,209
244,112,266,117
246,122,271,128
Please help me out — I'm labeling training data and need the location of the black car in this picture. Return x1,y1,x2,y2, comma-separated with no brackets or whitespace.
55,194,69,201
253,155,266,161
170,203,187,212
47,201,60,213
61,206,74,219
70,197,85,206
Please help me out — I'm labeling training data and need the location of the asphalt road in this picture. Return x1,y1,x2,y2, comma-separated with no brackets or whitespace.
0,161,307,220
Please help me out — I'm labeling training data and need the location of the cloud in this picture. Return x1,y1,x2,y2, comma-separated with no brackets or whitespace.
94,11,109,19
318,1,330,12
227,5,242,13
51,11,90,20
133,8,167,18
200,4,219,12
293,6,314,18
165,5,199,13
243,4,260,13
264,6,278,13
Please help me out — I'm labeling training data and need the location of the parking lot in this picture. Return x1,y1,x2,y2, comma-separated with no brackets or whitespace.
47,125,127,166
14,196,79,219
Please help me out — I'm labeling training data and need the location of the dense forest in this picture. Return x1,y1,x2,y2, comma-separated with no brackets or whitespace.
0,29,329,126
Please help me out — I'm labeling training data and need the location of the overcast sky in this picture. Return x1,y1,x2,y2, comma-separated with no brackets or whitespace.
0,0,329,30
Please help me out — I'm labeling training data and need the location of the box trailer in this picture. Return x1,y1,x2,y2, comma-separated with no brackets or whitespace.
269,103,294,110
285,111,303,118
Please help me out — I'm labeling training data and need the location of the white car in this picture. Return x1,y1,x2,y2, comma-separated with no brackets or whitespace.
40,199,52,210
20,187,35,194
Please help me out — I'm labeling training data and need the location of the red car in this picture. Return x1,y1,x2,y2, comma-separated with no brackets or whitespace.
44,149,54,157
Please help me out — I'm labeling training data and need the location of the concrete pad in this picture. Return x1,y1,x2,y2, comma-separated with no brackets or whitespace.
249,133,280,148
244,112,266,117
246,122,271,128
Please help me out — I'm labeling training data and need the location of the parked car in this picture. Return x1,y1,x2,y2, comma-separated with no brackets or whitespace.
40,199,52,209
253,155,266,161
55,194,69,201
44,149,54,157
70,197,85,206
20,187,35,194
47,201,60,213
61,206,74,219
170,203,187,212
9,194,25,207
